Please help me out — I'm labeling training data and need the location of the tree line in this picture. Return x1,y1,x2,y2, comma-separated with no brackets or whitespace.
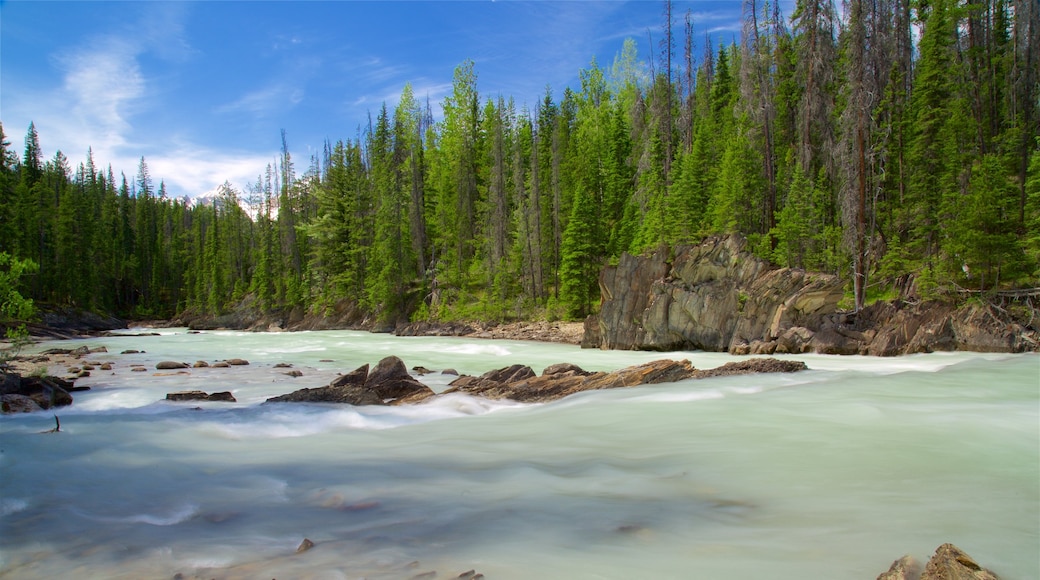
1,0,1038,325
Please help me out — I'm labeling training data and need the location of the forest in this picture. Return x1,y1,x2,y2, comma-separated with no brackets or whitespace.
1,0,1038,327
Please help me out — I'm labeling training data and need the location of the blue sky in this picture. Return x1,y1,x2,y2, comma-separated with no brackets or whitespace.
1,1,748,199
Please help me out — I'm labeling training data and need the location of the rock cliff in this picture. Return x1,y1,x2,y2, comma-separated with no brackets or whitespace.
583,235,1039,355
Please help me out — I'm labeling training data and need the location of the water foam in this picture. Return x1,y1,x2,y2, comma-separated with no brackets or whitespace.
440,343,513,356
76,503,199,526
0,498,29,517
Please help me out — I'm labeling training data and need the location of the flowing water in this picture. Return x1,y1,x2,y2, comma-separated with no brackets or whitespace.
0,329,1037,579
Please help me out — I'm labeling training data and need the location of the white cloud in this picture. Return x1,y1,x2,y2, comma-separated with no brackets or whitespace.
145,147,276,198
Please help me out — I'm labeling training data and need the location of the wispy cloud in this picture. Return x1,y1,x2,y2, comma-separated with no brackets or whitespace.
55,37,144,155
217,84,306,116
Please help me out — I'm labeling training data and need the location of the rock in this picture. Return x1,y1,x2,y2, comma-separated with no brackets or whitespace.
266,364,379,405
266,357,435,406
226,358,249,366
877,544,999,580
394,320,475,337
121,349,140,354
366,356,434,401
156,361,189,370
691,358,807,378
274,362,292,368
877,555,922,580
166,391,236,402
212,361,230,368
131,367,147,372
920,543,999,580
444,359,697,403
193,360,209,368
441,368,459,376
0,373,74,410
582,234,1038,355
100,363,112,370
444,357,807,403
412,366,434,375
284,370,303,377
583,236,845,352
1,394,43,413
296,538,315,553
542,362,591,377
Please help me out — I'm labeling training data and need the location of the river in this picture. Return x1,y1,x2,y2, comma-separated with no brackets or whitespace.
1,329,1037,579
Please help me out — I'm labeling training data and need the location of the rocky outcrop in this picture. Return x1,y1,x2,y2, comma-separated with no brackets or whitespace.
265,355,805,406
166,390,236,402
21,308,126,339
583,235,1040,355
1,373,75,412
436,357,806,404
878,544,999,580
266,356,434,406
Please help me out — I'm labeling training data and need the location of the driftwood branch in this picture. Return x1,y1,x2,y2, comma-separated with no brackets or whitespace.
40,415,60,434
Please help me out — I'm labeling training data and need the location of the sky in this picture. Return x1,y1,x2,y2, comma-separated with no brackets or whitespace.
1,0,750,200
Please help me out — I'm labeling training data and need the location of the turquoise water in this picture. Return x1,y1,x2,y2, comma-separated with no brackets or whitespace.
1,329,1037,579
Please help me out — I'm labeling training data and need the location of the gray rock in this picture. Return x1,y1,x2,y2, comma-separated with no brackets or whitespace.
166,391,236,402
583,235,844,353
0,374,74,410
156,361,189,370
1,394,43,413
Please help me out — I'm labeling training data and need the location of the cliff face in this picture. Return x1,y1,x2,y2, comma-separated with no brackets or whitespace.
582,235,1040,355
583,236,844,352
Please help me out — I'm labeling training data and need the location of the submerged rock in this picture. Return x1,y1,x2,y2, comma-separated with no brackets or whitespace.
156,361,189,370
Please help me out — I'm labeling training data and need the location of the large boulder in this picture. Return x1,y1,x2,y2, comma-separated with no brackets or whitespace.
1,394,43,413
365,356,434,400
266,357,434,406
0,373,74,411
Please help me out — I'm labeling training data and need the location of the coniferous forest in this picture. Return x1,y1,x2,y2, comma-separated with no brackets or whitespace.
1,0,1038,326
